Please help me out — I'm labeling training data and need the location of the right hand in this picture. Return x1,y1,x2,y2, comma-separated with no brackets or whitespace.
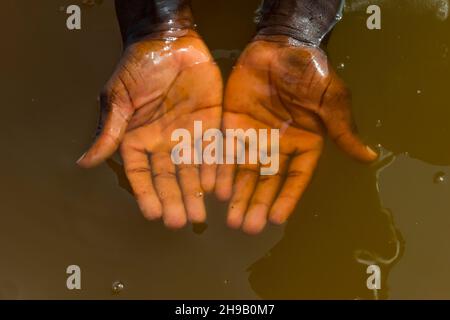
78,30,223,229
217,37,377,234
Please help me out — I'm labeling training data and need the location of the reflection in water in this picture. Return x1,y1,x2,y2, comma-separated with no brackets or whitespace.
378,155,450,299
248,145,402,299
107,158,210,234
111,280,125,294
107,159,133,196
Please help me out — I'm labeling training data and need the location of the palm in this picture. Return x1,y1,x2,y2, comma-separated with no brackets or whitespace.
79,31,222,228
217,39,377,234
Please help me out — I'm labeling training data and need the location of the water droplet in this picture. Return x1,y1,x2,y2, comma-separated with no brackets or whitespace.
375,144,384,154
337,62,345,70
195,191,204,198
112,281,124,294
376,120,382,128
434,171,446,184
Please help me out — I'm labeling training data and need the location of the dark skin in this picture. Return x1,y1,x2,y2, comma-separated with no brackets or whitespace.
214,0,377,235
77,29,222,228
216,36,377,235
257,0,344,46
78,1,223,229
78,0,377,233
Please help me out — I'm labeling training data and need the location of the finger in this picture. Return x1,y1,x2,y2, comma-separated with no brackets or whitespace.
321,90,377,163
327,121,378,163
178,164,206,223
215,164,236,201
200,128,221,193
242,156,288,235
227,164,259,229
151,153,187,229
269,150,321,225
78,92,133,168
121,146,162,221
200,164,217,193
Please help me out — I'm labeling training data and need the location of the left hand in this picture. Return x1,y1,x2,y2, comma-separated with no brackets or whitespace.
217,37,377,234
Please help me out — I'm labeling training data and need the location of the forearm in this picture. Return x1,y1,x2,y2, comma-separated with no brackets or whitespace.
115,0,194,44
256,0,345,46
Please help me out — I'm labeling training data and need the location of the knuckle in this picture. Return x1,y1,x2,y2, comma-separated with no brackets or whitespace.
126,167,151,176
258,174,280,183
177,165,199,175
153,171,176,180
287,170,307,178
250,199,271,210
184,189,204,200
238,167,259,176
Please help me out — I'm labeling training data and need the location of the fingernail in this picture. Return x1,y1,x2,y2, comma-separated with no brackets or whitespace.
366,146,378,158
270,215,287,226
76,152,87,164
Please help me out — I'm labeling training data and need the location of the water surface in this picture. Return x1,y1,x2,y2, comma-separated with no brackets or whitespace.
0,0,449,299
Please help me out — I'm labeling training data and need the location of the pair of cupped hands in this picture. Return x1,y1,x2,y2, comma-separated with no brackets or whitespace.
77,29,378,235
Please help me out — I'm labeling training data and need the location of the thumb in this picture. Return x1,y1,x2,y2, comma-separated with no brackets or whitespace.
327,121,378,163
321,102,378,163
77,91,133,168
319,80,378,163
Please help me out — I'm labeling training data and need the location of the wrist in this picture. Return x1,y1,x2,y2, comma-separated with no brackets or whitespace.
256,0,345,47
116,0,194,46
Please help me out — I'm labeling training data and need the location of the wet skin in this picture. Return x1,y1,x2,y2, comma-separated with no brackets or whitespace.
216,36,378,234
77,31,377,233
78,32,377,232
78,30,223,229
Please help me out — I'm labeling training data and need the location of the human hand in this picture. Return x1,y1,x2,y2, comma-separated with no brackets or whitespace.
78,30,222,229
216,37,377,234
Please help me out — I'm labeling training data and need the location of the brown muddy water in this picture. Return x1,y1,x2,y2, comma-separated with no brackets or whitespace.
0,0,449,299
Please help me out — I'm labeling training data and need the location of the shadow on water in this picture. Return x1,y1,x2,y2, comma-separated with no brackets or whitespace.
248,0,450,299
247,145,403,300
